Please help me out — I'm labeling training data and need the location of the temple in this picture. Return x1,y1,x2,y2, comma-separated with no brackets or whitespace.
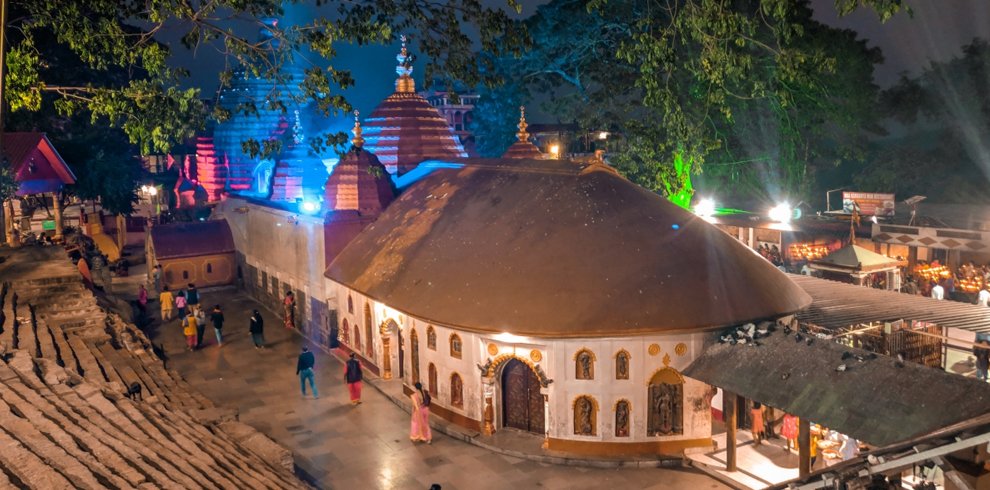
198,37,817,457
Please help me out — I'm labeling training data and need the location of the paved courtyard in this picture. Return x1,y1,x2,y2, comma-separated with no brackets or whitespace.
146,288,727,490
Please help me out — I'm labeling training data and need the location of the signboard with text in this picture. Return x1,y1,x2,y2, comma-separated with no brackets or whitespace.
843,191,895,217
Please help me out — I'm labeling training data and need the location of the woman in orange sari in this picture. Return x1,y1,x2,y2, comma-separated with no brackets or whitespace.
409,382,432,444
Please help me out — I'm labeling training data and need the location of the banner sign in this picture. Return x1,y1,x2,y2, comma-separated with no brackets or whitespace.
843,192,895,217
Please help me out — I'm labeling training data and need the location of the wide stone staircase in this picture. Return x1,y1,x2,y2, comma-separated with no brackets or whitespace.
0,247,309,489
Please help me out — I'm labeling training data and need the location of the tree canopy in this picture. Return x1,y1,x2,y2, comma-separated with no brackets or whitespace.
857,38,990,203
472,0,898,205
5,0,529,156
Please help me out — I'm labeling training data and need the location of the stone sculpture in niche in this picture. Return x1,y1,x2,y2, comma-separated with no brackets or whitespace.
575,350,594,380
648,382,684,436
575,396,594,435
615,400,630,437
615,351,629,380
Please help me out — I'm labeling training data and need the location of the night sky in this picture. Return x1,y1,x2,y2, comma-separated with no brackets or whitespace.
166,1,990,117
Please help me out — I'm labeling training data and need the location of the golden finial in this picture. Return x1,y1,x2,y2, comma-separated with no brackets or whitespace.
516,105,530,142
395,34,415,93
351,110,364,148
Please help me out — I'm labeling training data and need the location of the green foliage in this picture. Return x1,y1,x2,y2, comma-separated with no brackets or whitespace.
0,164,18,203
5,0,528,156
469,76,524,157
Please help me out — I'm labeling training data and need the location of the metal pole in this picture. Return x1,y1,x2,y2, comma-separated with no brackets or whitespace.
725,391,737,472
799,417,811,478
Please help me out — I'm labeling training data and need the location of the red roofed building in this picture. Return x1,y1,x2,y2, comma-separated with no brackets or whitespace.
147,219,236,290
2,132,77,242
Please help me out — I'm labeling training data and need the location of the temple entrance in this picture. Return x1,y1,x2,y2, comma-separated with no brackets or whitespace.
501,359,544,434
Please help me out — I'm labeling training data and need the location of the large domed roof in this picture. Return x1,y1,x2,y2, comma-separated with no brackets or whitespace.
326,158,812,338
360,37,466,175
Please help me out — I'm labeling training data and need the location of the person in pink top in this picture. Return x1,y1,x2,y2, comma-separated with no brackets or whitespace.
410,382,432,444
137,284,148,314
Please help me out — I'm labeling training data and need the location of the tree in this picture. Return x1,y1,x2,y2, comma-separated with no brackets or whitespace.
474,0,897,204
859,38,990,203
5,0,529,156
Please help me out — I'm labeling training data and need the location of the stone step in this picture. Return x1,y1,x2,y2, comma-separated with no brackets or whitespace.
14,311,36,357
68,382,207,489
0,394,107,489
65,335,103,382
84,339,127,389
0,424,75,489
47,322,81,376
116,400,245,489
33,316,61,366
0,365,149,488
0,284,14,352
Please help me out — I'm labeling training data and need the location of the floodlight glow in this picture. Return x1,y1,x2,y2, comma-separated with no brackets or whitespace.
148,186,158,196
598,131,608,140
549,144,560,157
694,198,716,218
769,203,792,222
300,200,320,214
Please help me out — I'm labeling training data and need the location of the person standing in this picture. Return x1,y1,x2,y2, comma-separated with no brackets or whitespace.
283,291,296,329
151,265,162,293
249,310,265,349
345,353,363,404
409,382,432,444
210,305,225,347
175,291,187,319
186,283,200,310
751,402,765,445
975,339,990,382
931,282,945,300
781,413,798,452
137,284,148,315
182,311,197,351
194,308,207,348
159,287,174,321
296,346,318,398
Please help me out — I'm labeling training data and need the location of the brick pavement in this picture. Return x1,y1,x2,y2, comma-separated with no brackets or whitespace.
149,289,727,490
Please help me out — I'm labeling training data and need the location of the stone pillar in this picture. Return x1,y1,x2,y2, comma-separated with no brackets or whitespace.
541,390,550,449
725,392,737,472
116,214,126,250
3,199,12,244
908,246,918,269
52,192,63,241
482,378,495,436
748,228,755,249
799,417,811,478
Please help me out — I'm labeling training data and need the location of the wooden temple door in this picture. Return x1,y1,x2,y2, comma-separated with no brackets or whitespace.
501,359,545,434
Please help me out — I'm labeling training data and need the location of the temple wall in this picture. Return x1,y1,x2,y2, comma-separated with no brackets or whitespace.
329,280,715,455
213,198,333,346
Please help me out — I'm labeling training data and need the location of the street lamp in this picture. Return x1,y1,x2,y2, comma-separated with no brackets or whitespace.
549,144,561,159
694,198,716,218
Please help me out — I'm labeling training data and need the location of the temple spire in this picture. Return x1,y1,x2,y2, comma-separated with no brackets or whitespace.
395,35,415,93
351,110,365,148
516,106,530,142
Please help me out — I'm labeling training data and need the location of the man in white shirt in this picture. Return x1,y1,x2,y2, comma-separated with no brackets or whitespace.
932,283,945,300
978,288,990,307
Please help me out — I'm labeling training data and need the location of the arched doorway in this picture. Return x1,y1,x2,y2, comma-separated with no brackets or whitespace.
501,358,544,434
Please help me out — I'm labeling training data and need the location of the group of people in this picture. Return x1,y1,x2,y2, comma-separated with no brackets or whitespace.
156,283,229,351
750,402,858,469
757,244,784,267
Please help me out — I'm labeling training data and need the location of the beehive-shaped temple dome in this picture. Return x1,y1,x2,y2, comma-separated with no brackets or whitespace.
324,112,395,214
502,106,545,160
360,36,467,175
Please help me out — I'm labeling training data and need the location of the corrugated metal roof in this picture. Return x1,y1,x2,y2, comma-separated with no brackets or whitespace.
150,220,235,260
791,274,990,333
683,329,990,446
